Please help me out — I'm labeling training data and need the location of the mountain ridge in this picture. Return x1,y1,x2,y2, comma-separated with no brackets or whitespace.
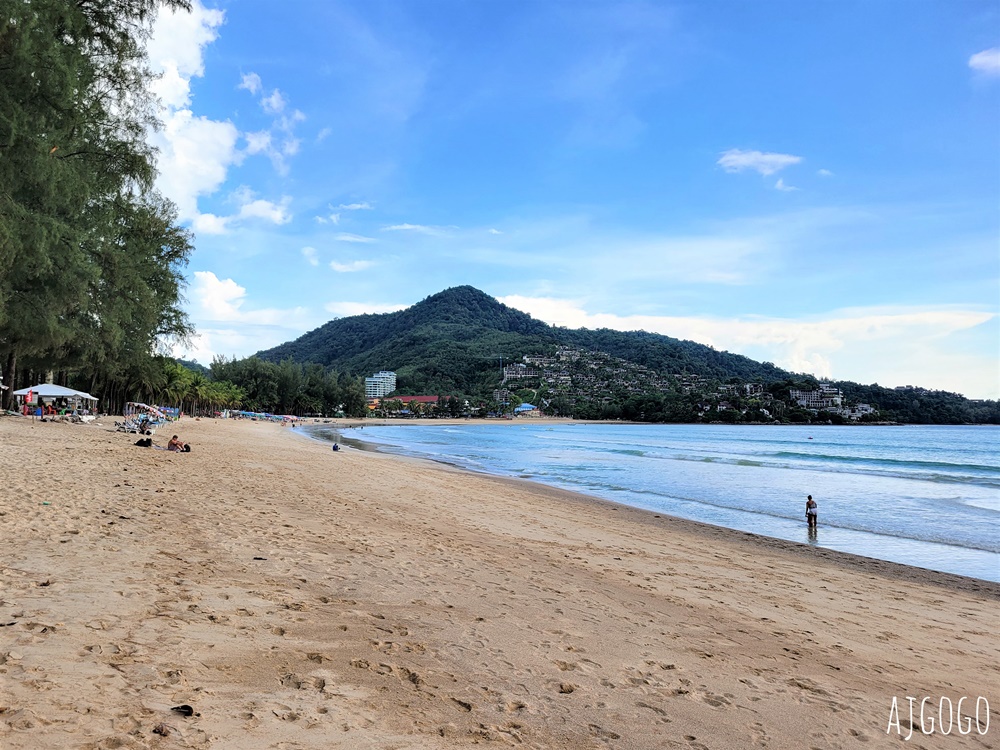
256,286,790,393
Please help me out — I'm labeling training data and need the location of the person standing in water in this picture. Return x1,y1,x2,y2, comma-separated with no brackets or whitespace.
805,495,818,529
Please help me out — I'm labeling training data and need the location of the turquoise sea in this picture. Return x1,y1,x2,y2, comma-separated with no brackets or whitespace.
302,422,1000,582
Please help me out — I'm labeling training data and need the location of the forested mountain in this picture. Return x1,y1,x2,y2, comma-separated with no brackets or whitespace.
257,286,790,394
252,286,999,424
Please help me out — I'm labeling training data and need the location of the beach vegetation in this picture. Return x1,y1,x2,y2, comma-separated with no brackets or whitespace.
207,356,367,418
0,0,195,409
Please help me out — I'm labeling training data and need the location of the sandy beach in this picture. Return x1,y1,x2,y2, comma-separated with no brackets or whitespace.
1,415,996,749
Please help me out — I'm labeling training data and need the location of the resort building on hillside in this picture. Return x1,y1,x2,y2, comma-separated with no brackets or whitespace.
522,355,556,366
790,384,843,411
502,363,541,382
787,385,875,421
365,370,397,398
844,403,876,420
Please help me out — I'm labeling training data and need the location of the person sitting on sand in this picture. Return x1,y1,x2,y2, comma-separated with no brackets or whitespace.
167,435,185,452
805,495,818,529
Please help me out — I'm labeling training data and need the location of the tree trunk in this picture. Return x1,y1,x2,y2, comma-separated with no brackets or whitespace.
3,350,17,410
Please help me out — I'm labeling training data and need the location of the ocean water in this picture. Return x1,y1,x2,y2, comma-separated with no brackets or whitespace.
303,422,1000,582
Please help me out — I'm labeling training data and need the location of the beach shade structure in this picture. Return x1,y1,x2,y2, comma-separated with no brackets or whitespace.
13,383,98,406
125,402,167,420
159,406,181,420
118,402,168,434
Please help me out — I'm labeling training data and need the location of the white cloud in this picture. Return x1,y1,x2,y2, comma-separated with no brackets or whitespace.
172,272,322,363
238,72,262,95
969,48,1000,75
497,295,998,398
593,234,770,285
192,213,230,235
236,196,292,225
774,178,798,192
151,109,240,222
184,189,291,234
172,324,297,366
189,271,308,326
262,89,287,114
244,130,272,154
334,232,377,243
235,74,306,173
718,148,803,176
146,2,237,225
338,202,374,210
381,223,453,236
147,1,225,109
330,260,374,273
323,301,408,317
316,127,332,142
383,223,426,232
191,272,253,321
817,169,834,177
315,212,340,225
488,228,503,235
145,5,298,230
302,247,319,266
171,324,308,364
152,65,193,112
277,110,306,132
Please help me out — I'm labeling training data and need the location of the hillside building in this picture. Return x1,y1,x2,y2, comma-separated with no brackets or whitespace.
365,370,397,398
502,363,541,381
790,385,843,411
844,403,876,420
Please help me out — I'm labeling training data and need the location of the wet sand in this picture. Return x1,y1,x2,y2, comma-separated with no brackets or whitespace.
1,415,996,749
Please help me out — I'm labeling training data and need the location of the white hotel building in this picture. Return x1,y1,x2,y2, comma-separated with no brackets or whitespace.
365,371,397,399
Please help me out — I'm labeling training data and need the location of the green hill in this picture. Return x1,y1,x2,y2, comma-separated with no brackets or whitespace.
256,285,790,394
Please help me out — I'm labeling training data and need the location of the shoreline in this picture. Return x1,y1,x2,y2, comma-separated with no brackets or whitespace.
301,416,913,427
2,414,997,748
301,420,1000,586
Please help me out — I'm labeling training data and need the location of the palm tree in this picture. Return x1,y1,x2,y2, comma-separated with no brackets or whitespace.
186,372,209,414
162,361,192,412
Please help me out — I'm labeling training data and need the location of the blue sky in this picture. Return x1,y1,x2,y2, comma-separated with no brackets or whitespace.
146,1,1000,399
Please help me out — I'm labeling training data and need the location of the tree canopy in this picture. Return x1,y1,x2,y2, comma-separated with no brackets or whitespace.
0,0,193,407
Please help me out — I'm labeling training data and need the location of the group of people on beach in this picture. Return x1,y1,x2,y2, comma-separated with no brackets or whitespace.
134,434,190,452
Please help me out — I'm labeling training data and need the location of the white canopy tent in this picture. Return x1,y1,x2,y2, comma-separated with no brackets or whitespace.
13,383,99,403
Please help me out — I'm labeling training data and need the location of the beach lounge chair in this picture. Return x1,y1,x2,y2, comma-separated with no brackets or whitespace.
116,414,157,434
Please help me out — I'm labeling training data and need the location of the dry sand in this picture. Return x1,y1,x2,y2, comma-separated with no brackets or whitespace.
0,415,996,749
